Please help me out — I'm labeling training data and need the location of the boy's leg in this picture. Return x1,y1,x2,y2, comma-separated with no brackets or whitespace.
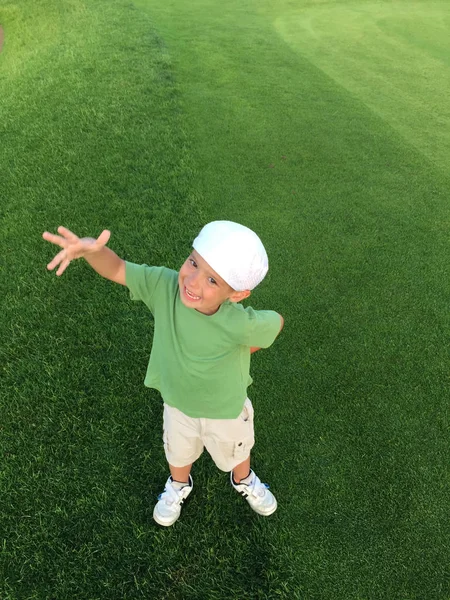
154,405,202,527
203,399,277,516
231,456,251,483
170,462,192,484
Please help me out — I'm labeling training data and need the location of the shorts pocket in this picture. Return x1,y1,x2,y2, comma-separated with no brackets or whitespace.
233,439,251,461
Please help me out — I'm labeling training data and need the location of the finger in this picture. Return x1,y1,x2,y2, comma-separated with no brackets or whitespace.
95,229,111,247
42,232,68,249
47,249,66,270
56,258,70,276
57,226,79,242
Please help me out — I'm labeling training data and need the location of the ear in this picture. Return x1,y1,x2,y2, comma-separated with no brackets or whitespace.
229,289,251,303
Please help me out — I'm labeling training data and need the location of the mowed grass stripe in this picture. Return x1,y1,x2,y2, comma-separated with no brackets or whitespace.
274,1,450,170
135,1,450,598
1,1,204,598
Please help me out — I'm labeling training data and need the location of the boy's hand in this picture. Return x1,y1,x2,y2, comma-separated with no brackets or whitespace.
42,226,111,276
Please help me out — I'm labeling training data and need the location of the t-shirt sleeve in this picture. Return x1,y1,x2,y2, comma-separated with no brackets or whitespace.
243,307,282,349
125,262,166,313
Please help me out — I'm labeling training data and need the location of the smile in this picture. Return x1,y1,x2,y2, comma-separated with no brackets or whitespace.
184,287,201,301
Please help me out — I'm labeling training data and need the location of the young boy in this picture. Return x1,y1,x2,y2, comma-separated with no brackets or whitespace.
42,221,284,526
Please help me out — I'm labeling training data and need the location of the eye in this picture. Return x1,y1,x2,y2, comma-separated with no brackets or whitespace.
208,277,217,285
189,258,197,268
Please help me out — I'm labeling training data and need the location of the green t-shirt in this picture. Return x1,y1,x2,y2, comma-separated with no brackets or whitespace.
126,262,281,419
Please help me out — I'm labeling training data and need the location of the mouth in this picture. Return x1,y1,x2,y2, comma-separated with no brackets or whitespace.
183,286,201,302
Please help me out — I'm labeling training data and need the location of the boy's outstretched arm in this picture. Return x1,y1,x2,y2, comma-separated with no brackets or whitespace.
250,314,284,354
42,226,126,285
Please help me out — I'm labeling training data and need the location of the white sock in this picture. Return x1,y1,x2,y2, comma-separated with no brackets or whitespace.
238,470,254,486
171,478,189,490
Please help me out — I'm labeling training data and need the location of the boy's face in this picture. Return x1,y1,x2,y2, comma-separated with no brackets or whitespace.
178,250,250,315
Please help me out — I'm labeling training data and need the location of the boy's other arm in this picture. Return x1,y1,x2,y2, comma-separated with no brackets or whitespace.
42,226,126,285
83,246,126,285
250,314,284,354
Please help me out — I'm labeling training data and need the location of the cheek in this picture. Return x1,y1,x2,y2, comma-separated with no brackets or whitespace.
180,267,200,291
179,264,189,280
205,287,226,303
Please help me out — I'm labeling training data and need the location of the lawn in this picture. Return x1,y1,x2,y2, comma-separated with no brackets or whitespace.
1,0,449,598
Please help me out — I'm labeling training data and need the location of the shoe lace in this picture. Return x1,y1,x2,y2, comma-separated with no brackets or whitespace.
158,480,184,505
247,475,269,499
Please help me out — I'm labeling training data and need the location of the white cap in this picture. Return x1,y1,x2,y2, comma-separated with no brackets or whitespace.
192,221,268,291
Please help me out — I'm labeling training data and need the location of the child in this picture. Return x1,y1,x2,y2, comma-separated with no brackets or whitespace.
42,221,284,526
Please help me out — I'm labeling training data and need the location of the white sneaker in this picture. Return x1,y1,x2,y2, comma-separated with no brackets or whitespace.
153,475,193,526
230,470,277,516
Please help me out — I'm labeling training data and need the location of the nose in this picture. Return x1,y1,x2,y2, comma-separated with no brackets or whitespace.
186,271,199,289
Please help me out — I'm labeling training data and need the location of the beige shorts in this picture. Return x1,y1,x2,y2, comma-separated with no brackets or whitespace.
162,398,255,472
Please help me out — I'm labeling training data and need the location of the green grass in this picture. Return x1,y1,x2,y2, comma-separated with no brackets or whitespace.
1,0,450,598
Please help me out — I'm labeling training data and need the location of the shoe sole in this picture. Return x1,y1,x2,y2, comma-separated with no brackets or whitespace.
153,511,180,527
249,497,278,516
